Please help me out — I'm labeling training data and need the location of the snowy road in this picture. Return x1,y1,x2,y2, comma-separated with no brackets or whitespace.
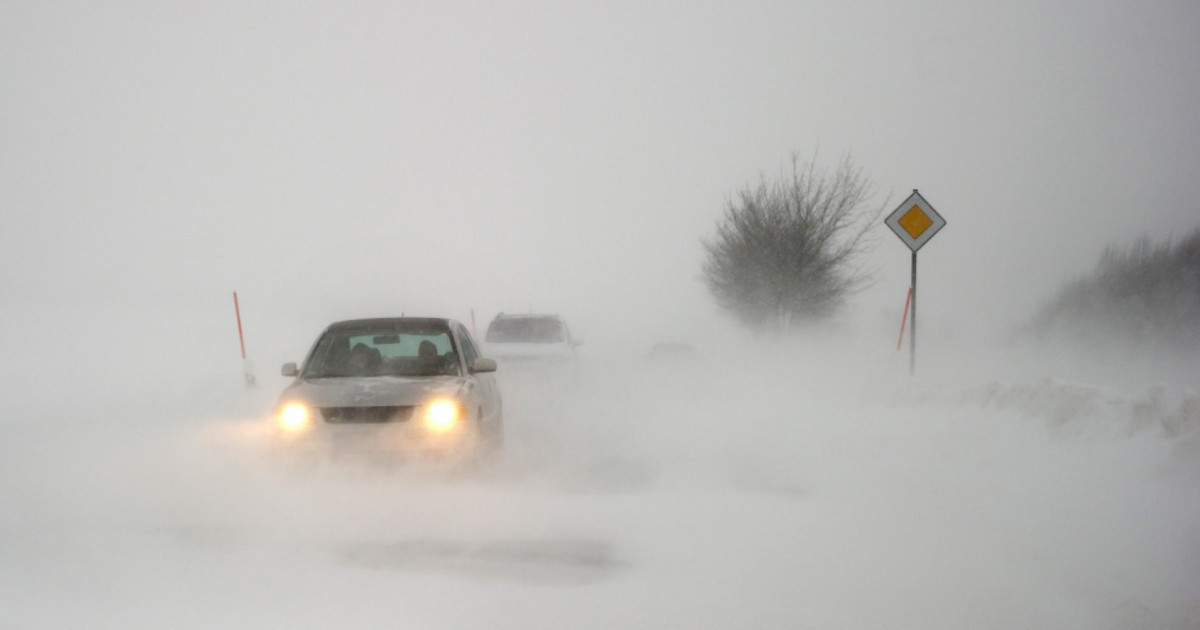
3,334,1198,629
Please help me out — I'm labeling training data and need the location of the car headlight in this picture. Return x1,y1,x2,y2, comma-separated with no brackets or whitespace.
277,402,312,432
423,399,463,433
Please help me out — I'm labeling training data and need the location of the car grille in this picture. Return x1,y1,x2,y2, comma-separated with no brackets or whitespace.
320,406,415,424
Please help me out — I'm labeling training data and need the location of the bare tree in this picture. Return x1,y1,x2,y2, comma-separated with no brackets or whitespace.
702,153,883,332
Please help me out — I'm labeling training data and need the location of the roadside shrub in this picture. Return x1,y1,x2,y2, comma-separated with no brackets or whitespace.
1027,227,1200,348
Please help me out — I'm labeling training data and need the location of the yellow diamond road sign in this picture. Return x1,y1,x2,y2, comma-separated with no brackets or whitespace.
898,205,933,239
886,190,945,251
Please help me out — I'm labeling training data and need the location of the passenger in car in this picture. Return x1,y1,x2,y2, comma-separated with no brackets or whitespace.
348,342,382,376
417,340,441,374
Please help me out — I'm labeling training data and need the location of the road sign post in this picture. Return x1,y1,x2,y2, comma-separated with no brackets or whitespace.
911,249,917,374
885,189,946,375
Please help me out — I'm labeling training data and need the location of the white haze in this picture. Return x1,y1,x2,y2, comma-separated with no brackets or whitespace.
2,1,1199,628
2,306,1198,628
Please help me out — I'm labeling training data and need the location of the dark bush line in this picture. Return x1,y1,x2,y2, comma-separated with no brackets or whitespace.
1028,227,1200,347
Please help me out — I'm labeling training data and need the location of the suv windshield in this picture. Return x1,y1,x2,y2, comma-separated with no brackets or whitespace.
485,317,565,343
304,329,459,378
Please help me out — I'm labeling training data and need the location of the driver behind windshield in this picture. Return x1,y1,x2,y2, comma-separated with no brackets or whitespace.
305,330,459,378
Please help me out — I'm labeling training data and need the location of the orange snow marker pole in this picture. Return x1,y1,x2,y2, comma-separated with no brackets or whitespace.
897,286,913,352
234,291,247,359
233,291,256,387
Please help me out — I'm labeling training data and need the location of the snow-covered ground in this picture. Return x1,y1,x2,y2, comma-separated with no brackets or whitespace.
2,305,1198,629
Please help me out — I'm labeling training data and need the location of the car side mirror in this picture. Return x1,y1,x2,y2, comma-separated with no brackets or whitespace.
470,358,497,373
281,362,298,377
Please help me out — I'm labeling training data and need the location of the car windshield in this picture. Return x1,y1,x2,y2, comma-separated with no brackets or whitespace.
303,329,459,378
485,317,564,343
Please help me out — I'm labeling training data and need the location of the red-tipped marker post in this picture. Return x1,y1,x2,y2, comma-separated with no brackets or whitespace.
897,287,913,352
233,291,256,387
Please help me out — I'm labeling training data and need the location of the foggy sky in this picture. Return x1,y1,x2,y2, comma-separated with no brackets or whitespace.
3,0,1198,345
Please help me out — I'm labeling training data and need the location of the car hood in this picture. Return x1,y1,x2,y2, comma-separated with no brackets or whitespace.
280,375,467,408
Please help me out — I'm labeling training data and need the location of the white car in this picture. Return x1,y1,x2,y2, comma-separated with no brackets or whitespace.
274,317,503,460
482,313,580,369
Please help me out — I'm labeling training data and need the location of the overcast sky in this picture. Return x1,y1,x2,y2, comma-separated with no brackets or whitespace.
3,0,1198,347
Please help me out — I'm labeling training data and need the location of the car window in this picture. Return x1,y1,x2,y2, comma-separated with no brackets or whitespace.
457,326,480,365
348,332,452,358
485,317,565,343
304,329,459,377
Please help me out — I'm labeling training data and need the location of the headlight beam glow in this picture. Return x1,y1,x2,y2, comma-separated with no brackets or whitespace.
424,400,461,432
278,402,311,432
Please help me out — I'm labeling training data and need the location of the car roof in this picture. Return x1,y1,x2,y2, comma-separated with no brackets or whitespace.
325,317,456,332
491,313,562,320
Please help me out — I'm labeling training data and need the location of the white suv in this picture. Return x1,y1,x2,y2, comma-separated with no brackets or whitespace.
482,313,579,368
